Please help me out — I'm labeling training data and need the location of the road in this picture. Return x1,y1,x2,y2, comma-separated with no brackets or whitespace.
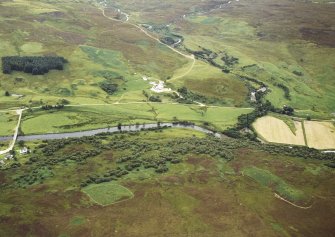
0,109,24,155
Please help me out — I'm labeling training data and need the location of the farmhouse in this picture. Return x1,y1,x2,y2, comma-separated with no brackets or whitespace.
19,147,29,155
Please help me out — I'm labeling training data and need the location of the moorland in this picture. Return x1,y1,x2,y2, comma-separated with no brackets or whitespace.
0,0,335,236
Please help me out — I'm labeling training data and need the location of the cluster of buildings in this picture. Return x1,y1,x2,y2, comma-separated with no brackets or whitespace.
0,147,30,166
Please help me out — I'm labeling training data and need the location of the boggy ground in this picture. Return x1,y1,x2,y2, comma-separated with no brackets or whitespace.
0,129,334,237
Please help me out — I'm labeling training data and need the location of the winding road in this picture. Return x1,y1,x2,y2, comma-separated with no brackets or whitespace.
99,7,196,80
0,109,24,155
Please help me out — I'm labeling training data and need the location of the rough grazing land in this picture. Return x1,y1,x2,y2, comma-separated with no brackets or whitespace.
253,116,305,146
0,129,334,237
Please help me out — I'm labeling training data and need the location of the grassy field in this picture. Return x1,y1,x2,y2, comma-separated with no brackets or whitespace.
243,166,308,204
20,104,252,134
169,59,249,107
304,121,335,149
0,111,18,136
253,116,306,146
82,183,134,206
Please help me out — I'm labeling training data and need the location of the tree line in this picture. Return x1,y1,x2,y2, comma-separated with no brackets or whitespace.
1,56,68,75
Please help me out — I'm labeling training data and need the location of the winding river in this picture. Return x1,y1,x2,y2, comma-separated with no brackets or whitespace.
0,123,222,142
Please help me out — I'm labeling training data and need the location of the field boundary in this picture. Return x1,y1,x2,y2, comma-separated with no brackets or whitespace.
301,120,308,146
274,193,313,209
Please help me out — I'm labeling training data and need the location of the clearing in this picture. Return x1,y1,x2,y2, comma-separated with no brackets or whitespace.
82,182,134,206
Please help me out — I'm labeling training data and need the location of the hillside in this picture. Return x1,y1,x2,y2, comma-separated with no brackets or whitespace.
0,0,334,236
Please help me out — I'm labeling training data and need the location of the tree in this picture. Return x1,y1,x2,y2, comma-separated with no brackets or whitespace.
117,123,122,131
59,99,70,105
18,140,25,147
1,56,67,75
100,81,118,95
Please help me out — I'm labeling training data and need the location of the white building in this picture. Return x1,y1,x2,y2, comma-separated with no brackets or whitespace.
20,147,29,155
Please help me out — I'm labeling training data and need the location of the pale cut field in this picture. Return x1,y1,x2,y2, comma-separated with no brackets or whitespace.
304,121,335,149
253,116,305,146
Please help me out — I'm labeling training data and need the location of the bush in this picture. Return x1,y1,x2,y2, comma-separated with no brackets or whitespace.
100,81,118,95
149,95,162,102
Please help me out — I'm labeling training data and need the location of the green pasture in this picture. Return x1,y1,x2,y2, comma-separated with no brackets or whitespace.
82,182,134,206
0,112,18,136
182,14,335,113
21,104,252,134
243,166,307,203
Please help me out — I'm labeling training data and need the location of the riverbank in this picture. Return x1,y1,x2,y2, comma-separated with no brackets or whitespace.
0,123,222,143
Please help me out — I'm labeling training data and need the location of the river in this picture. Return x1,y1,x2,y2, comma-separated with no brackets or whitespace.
0,123,222,142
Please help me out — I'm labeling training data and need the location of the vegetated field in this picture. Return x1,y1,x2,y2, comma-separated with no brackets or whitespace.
21,104,252,134
169,57,249,107
0,111,18,136
243,166,309,205
0,128,334,236
253,116,305,146
304,121,335,149
82,183,134,206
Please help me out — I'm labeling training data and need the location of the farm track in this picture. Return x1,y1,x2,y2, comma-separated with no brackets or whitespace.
274,193,313,210
0,109,24,155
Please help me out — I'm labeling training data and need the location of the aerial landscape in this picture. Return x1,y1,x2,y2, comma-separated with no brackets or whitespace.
0,0,334,236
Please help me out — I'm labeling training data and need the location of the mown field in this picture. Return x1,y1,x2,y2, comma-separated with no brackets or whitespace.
0,128,334,236
20,104,252,135
304,121,335,149
252,115,306,146
252,115,335,149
